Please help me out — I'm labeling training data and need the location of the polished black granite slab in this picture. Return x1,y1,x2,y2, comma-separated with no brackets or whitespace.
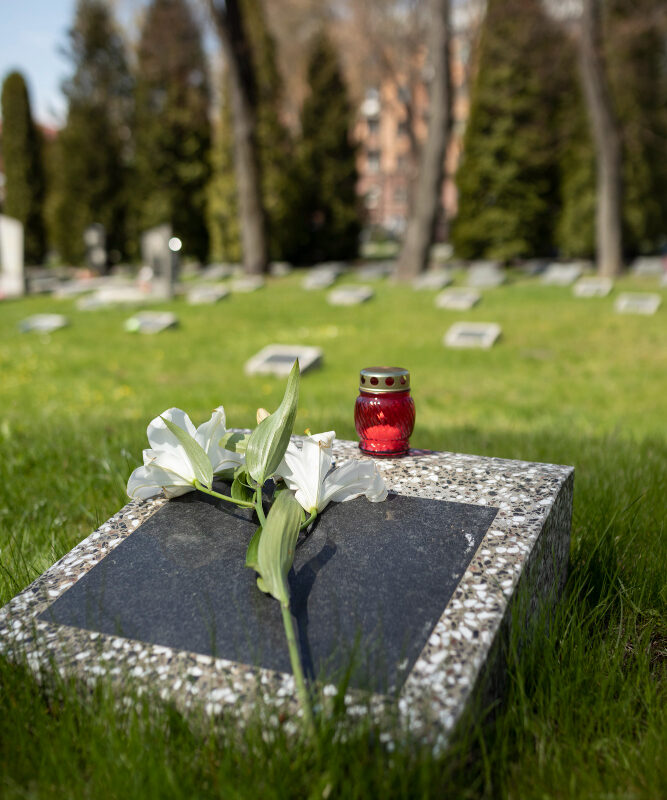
41,486,497,692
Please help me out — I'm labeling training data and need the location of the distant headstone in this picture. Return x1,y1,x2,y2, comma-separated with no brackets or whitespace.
303,270,337,290
435,288,481,311
429,243,453,262
125,311,179,334
327,285,374,306
141,224,176,299
186,285,229,305
631,256,665,277
230,275,264,293
357,261,394,280
19,314,68,333
245,344,323,377
444,322,501,349
413,270,453,291
269,261,292,277
314,261,346,277
518,259,549,276
614,293,661,316
573,277,613,298
541,262,583,286
83,224,107,272
201,263,235,281
78,285,154,310
466,262,505,288
0,214,25,298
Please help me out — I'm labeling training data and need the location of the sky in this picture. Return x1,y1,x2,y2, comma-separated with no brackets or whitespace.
0,0,78,126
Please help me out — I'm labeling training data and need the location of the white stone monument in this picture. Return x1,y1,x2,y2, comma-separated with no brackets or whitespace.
435,289,481,311
614,293,661,316
444,322,502,349
0,214,25,297
572,277,613,298
245,344,323,377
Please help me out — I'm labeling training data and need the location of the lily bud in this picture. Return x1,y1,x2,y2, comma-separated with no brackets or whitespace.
256,407,270,424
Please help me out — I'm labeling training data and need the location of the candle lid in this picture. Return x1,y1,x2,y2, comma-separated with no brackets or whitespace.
359,366,410,393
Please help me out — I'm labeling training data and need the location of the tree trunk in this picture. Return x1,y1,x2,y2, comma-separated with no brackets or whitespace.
576,0,623,277
207,0,268,275
396,0,451,281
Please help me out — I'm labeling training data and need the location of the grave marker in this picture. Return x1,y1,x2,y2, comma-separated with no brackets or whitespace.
435,289,481,311
83,223,107,272
328,285,374,306
614,293,661,315
466,262,505,288
270,261,292,277
444,322,501,349
413,271,453,291
230,275,264,293
19,314,68,333
201,263,236,280
125,311,178,334
186,285,229,305
303,270,336,290
0,438,573,749
573,277,612,298
357,261,394,280
631,256,664,277
541,262,583,286
0,214,25,297
244,344,323,377
141,224,177,299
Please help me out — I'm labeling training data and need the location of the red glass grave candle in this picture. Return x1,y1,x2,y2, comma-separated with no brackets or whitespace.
355,366,415,456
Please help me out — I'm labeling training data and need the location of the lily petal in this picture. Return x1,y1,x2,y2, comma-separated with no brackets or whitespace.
276,431,336,512
145,408,198,481
195,406,243,473
319,460,388,512
127,463,194,500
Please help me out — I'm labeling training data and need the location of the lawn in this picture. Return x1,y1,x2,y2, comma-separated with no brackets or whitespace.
0,269,665,799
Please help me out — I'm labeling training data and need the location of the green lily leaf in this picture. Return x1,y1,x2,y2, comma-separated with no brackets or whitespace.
220,430,251,454
245,525,262,571
161,415,213,489
255,489,302,606
245,361,300,485
232,471,255,504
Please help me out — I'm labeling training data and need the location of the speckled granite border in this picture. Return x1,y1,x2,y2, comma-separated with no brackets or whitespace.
0,438,573,748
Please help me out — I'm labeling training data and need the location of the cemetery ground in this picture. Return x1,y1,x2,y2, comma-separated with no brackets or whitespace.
0,270,665,799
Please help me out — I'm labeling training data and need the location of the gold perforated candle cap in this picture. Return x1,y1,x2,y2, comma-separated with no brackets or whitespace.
359,366,410,393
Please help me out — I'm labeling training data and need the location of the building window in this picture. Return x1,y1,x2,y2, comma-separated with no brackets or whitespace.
366,150,381,173
397,120,409,137
365,187,381,210
367,117,379,135
394,186,407,205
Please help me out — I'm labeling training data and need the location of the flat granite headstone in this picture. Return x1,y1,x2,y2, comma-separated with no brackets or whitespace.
19,313,69,333
0,214,25,298
435,289,481,311
303,271,337,290
328,285,374,306
0,439,573,751
614,293,661,315
444,322,501,349
573,277,613,298
541,262,583,286
230,276,264,293
466,262,505,289
357,262,394,280
186,285,229,305
630,256,664,277
413,271,453,291
125,311,178,334
245,344,323,377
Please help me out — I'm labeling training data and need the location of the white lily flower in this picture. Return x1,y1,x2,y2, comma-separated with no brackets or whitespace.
276,430,388,514
127,406,243,500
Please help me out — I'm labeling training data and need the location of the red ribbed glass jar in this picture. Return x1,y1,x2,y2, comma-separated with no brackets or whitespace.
355,366,415,456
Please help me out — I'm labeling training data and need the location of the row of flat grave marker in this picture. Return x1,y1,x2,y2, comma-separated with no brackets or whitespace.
0,436,574,750
244,344,323,377
327,285,374,306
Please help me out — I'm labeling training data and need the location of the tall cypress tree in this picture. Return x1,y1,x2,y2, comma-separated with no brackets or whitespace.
49,0,132,265
1,72,47,263
207,0,297,262
451,0,563,260
135,0,211,261
295,32,360,264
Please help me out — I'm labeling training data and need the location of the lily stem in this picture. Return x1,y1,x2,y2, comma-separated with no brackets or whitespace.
300,510,318,531
254,486,267,528
194,481,255,509
280,601,315,737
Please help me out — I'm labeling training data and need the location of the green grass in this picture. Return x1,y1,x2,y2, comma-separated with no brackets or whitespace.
0,270,665,798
